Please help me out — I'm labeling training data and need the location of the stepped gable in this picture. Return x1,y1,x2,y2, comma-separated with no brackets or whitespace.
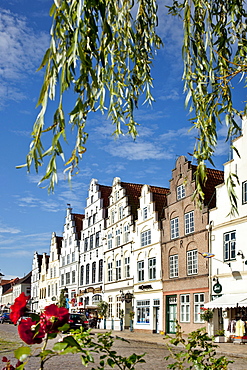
37,253,43,271
191,164,224,208
55,236,63,255
99,184,112,209
121,182,144,218
72,213,84,239
148,186,169,220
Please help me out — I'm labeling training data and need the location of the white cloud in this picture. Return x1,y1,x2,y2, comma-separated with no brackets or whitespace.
0,8,49,106
104,138,173,161
0,222,21,234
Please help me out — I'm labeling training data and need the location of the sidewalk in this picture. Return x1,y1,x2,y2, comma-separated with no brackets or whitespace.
91,328,247,359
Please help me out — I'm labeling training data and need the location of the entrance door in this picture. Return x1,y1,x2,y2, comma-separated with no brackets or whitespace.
154,307,160,333
166,295,177,334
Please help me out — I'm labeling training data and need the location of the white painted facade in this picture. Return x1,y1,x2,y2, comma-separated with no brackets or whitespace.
31,252,42,312
103,178,138,331
38,253,49,311
78,179,111,313
207,118,247,336
59,206,84,311
133,185,167,333
46,232,62,306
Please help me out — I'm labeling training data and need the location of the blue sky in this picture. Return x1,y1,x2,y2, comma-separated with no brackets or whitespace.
0,0,243,280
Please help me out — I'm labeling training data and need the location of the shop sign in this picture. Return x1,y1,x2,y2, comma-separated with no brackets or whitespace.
213,282,222,294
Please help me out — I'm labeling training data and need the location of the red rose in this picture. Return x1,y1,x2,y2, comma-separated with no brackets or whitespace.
1,356,22,369
18,318,45,345
10,292,30,324
40,304,69,333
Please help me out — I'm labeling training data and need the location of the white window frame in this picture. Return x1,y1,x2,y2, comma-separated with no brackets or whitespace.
187,249,198,275
137,260,144,282
108,233,113,249
185,211,195,234
177,184,185,200
116,229,121,247
194,293,205,323
136,300,150,323
124,256,130,278
180,294,190,322
224,231,236,261
243,181,247,204
148,257,156,280
171,217,179,239
116,259,121,280
141,230,151,247
108,262,113,282
169,255,178,278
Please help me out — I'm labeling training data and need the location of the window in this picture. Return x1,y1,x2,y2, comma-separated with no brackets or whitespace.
72,270,76,283
125,256,130,278
177,184,185,200
141,230,151,247
84,237,89,252
137,260,144,282
80,265,84,285
61,274,64,286
90,235,94,249
92,262,96,283
185,211,194,234
137,300,150,323
108,262,113,282
50,268,53,278
111,210,115,224
72,252,75,262
180,294,190,322
66,272,70,285
194,293,205,323
171,217,179,239
53,266,56,277
62,256,65,266
116,229,121,246
108,297,113,317
224,231,236,261
67,254,70,264
69,236,72,245
187,250,198,275
169,255,178,278
108,233,112,249
116,259,121,280
143,206,148,220
95,231,100,248
119,206,123,219
86,264,90,284
148,257,156,280
116,296,122,318
243,181,247,204
98,259,103,282
123,224,129,243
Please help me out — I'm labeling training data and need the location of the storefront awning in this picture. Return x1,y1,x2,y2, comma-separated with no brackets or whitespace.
205,293,247,309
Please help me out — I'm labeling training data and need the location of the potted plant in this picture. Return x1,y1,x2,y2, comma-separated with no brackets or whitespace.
129,310,135,332
214,329,225,343
200,307,214,322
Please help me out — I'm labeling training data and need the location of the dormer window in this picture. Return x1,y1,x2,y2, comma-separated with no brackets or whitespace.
177,184,185,200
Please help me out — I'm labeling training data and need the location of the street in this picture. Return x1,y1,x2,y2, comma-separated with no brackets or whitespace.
0,323,247,370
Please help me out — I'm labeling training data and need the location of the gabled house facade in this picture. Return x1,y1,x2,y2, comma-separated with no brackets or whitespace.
39,253,49,311
78,179,111,312
133,184,169,333
12,272,31,303
103,178,143,330
205,118,247,339
46,232,62,306
161,155,224,334
31,252,42,312
59,206,84,311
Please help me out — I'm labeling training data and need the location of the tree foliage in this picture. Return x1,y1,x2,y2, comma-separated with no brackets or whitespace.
20,0,247,212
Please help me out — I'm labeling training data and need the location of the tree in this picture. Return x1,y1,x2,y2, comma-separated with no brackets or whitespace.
58,288,67,308
20,0,247,213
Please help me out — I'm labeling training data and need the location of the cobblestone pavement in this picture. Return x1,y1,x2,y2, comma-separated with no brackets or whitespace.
1,324,247,369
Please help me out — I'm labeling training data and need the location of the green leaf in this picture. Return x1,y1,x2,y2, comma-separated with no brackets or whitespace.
14,346,31,362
